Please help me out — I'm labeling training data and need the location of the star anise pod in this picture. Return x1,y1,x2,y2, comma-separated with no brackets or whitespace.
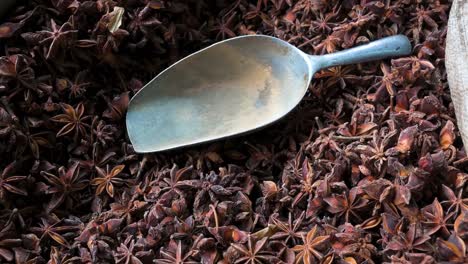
440,121,456,150
208,224,248,247
392,57,435,81
30,216,81,247
290,157,318,211
313,34,341,55
0,161,27,200
0,55,51,102
324,188,369,223
386,253,435,264
172,216,199,241
0,222,22,262
194,236,218,264
188,170,241,219
38,19,78,59
0,206,35,230
270,212,306,245
187,143,224,171
98,28,129,54
411,5,438,32
385,125,419,156
211,12,237,40
0,54,33,91
110,191,147,224
48,246,81,264
307,134,341,159
115,236,153,264
40,163,88,212
91,164,126,198
156,239,198,264
127,6,161,40
92,119,118,147
314,66,360,89
454,211,468,240
55,71,91,98
103,92,130,121
421,198,454,237
231,236,277,264
51,103,91,140
292,0,325,17
292,225,330,264
440,185,468,215
436,233,467,263
337,108,378,137
156,164,193,200
245,142,284,171
367,63,396,102
15,120,51,159
310,11,338,33
339,232,377,262
79,143,116,173
356,129,397,172
50,0,80,12
379,213,404,245
385,223,430,254
76,218,122,245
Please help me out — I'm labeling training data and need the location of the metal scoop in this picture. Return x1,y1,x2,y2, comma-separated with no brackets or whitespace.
126,35,411,153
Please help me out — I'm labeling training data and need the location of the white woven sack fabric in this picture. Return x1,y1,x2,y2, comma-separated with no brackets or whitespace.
447,0,468,150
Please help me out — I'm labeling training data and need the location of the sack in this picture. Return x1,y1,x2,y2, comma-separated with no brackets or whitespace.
446,0,468,150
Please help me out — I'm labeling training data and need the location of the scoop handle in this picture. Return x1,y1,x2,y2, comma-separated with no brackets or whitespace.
310,35,412,70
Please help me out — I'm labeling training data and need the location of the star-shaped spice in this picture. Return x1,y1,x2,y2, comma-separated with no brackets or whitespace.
292,225,329,264
38,19,77,59
51,103,91,140
91,164,126,197
231,236,277,264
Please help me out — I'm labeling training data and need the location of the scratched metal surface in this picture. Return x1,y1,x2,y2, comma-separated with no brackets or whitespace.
126,36,311,152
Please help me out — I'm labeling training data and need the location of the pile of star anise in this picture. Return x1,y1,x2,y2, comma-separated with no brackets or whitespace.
0,0,466,263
